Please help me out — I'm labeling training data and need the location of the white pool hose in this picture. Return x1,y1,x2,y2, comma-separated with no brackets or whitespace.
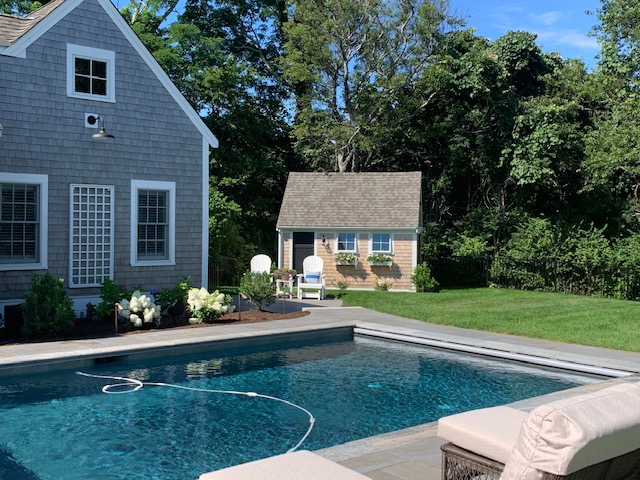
76,371,315,453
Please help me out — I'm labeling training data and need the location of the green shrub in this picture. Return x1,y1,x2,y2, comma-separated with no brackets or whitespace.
96,279,133,320
21,273,75,337
411,263,439,292
239,271,276,311
451,234,488,258
334,280,349,298
374,279,393,291
154,276,192,312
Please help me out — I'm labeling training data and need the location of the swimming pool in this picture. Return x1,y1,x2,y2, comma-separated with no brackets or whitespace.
0,335,598,480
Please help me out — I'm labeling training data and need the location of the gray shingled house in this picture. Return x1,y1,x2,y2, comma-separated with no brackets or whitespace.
276,172,423,291
0,0,218,319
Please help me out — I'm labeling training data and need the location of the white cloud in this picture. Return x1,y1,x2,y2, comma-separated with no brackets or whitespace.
536,29,600,50
531,11,564,26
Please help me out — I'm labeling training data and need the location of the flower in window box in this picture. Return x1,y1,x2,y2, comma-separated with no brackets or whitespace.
367,254,392,266
335,252,357,265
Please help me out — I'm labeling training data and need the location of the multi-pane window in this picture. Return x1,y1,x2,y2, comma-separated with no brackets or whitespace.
336,232,357,252
67,44,115,102
70,185,113,287
74,57,107,96
137,190,168,259
131,180,175,266
0,184,38,262
371,233,392,253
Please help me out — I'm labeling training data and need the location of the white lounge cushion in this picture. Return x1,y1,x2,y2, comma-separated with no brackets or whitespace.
501,382,640,480
437,406,527,465
198,450,370,480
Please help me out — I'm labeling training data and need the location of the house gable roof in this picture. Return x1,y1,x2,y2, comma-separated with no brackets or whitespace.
0,0,64,44
0,0,218,147
276,171,422,230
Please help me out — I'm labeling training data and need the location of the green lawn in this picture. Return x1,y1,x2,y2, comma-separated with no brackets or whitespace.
334,288,640,352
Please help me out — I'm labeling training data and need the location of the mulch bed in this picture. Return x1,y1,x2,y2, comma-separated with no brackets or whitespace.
0,309,310,346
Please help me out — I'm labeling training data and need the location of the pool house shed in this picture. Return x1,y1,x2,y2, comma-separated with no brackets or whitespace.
276,172,423,291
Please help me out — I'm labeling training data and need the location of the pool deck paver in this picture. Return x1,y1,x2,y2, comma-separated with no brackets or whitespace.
2,299,640,480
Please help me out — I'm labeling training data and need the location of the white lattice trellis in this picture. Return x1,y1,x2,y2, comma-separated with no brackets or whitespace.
69,184,114,287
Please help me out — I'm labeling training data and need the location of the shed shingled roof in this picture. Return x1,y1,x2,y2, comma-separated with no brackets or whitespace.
0,0,65,43
276,171,422,229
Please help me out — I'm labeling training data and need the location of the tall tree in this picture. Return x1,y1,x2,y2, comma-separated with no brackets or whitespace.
119,0,298,260
282,0,462,172
583,0,640,225
591,0,640,79
0,0,40,14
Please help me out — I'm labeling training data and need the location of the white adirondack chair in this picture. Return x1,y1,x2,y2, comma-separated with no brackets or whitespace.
250,254,272,274
296,255,325,300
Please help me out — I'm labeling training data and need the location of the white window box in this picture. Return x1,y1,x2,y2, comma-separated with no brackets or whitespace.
335,260,357,266
368,261,392,267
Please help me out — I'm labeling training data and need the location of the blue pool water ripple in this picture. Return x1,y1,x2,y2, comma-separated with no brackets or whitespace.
0,337,596,479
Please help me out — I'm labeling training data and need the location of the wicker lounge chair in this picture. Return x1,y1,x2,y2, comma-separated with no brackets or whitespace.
438,382,640,480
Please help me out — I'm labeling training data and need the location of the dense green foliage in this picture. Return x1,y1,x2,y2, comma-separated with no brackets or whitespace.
97,279,134,321
154,277,192,311
411,263,439,292
337,288,640,351
21,274,75,337
8,0,640,283
239,271,277,310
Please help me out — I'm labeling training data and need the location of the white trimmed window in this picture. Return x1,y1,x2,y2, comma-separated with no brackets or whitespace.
370,233,393,254
131,180,175,266
69,184,114,287
0,173,48,271
67,44,115,102
336,232,357,252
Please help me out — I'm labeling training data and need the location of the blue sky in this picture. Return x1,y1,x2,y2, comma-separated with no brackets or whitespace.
451,0,602,69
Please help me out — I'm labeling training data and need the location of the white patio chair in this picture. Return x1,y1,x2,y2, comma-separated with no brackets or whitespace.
297,255,325,300
250,254,272,274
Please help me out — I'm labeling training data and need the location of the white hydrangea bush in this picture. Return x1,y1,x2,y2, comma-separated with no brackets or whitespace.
187,287,235,324
119,290,161,327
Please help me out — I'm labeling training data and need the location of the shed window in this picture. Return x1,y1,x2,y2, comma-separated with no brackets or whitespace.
371,233,392,253
336,232,357,252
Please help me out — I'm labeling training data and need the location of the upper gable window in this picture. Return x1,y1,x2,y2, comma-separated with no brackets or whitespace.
67,44,115,102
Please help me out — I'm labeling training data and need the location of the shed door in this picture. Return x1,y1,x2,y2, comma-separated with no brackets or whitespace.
293,232,314,275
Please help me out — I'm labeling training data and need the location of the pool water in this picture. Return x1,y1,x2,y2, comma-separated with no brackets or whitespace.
0,336,597,479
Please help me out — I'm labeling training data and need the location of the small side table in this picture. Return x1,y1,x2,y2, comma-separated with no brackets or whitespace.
276,277,294,297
